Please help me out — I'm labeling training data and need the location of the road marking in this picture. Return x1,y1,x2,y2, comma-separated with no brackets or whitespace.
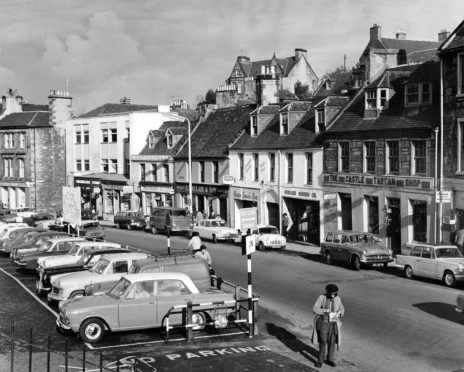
0,267,58,317
87,331,247,350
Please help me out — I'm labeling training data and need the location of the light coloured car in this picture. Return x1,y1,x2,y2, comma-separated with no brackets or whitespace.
320,231,393,271
396,243,464,287
193,218,240,243
0,223,29,242
47,252,148,302
56,272,235,343
251,225,286,250
38,241,122,270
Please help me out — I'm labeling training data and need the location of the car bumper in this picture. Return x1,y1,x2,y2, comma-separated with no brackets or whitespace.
361,256,393,264
48,291,67,302
56,317,72,331
454,273,464,282
36,280,51,293
13,260,27,266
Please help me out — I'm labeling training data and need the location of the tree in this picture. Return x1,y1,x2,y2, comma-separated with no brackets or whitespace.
204,89,216,104
294,81,311,100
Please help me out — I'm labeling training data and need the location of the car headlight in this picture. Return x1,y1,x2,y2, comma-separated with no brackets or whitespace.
458,263,464,272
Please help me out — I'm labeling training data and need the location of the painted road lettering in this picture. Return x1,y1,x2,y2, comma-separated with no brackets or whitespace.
166,345,271,360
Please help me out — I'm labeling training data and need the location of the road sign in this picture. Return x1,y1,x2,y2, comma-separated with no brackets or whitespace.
436,190,451,203
243,235,256,255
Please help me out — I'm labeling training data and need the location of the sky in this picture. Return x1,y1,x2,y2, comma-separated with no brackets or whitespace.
0,0,463,115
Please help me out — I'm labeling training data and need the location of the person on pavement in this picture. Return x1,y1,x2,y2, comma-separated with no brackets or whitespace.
455,227,464,255
282,213,290,238
311,284,345,368
194,244,212,269
188,231,202,253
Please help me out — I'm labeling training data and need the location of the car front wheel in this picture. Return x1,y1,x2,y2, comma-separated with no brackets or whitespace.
258,242,265,251
404,266,414,279
443,271,456,287
79,318,106,343
151,226,157,235
191,312,207,331
115,223,121,229
126,223,132,230
352,255,361,271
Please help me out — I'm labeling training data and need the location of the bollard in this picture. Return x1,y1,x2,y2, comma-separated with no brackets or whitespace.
167,229,171,255
116,354,120,372
82,345,86,372
99,351,103,372
65,341,68,372
253,297,259,336
186,301,193,343
234,285,240,320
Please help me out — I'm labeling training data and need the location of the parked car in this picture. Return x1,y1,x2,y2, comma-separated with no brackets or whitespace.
56,272,235,343
193,218,240,243
13,236,84,270
396,243,464,287
148,207,192,235
48,252,149,303
251,225,286,250
36,247,130,295
38,241,123,271
114,210,146,230
63,220,105,241
320,231,393,271
10,231,70,259
84,254,216,296
0,227,42,254
0,224,30,245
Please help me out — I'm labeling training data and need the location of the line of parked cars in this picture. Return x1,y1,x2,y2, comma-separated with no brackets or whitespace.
0,216,239,344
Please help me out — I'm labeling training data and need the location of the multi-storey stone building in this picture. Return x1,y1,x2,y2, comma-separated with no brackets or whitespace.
0,89,72,212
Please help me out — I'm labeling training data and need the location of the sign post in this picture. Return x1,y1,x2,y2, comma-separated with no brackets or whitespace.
241,234,256,337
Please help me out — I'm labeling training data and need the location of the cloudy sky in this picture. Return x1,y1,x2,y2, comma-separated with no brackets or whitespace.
1,0,463,114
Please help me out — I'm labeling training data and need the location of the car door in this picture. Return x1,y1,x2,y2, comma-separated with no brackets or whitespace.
155,279,193,327
408,246,423,275
415,246,436,278
118,280,157,329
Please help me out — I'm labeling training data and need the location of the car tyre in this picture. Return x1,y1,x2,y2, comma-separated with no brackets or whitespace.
191,312,207,331
126,223,132,230
323,250,332,265
404,265,414,279
352,255,361,271
212,234,217,243
79,318,106,343
258,242,265,251
115,223,121,229
443,271,456,287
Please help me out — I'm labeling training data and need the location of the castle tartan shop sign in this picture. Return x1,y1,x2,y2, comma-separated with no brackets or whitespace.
322,174,433,190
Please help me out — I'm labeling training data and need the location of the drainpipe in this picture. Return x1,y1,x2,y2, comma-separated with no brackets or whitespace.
434,127,439,244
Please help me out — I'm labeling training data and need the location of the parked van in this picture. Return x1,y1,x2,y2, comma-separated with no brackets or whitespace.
147,207,192,235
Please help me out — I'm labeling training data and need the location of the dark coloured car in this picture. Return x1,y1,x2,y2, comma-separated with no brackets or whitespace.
36,247,130,294
114,210,146,230
10,231,69,259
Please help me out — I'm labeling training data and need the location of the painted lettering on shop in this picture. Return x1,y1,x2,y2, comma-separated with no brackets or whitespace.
373,177,396,186
165,346,271,361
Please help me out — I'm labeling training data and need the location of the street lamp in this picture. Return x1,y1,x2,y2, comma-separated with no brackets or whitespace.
163,113,193,214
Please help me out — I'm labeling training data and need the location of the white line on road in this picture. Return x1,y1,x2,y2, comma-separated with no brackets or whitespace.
0,267,58,317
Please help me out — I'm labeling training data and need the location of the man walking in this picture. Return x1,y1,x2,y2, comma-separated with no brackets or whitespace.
282,213,290,238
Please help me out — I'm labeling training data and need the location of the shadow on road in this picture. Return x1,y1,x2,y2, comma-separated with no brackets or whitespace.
413,302,464,325
265,322,318,365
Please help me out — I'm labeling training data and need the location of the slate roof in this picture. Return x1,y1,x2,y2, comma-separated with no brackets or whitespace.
22,104,49,112
138,121,188,157
175,106,254,160
438,20,464,53
315,71,353,96
325,62,440,135
236,53,304,79
0,112,51,128
78,103,159,118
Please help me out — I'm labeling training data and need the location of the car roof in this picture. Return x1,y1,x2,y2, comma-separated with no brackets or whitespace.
99,252,148,260
86,248,129,255
74,241,121,247
123,272,191,282
132,255,205,268
256,225,278,229
45,237,86,243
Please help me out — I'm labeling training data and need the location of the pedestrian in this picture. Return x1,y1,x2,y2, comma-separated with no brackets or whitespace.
282,213,290,238
455,226,464,255
311,284,345,368
194,244,212,269
188,231,202,253
196,210,204,225
210,209,216,219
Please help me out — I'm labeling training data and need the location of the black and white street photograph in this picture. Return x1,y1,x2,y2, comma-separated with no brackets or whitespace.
1,0,464,371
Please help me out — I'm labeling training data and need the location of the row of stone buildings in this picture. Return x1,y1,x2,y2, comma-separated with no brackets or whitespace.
0,21,463,253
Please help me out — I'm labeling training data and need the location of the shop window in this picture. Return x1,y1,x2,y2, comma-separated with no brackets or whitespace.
413,140,426,175
458,120,464,172
213,161,219,183
412,200,427,242
339,142,349,173
386,141,399,174
200,161,205,182
364,141,376,174
269,153,275,182
366,196,379,234
140,164,146,181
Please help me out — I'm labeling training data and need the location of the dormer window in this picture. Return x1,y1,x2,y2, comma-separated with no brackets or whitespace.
251,116,258,136
148,134,154,149
317,109,325,127
365,89,389,110
280,113,289,135
405,83,432,106
326,80,332,90
167,133,173,148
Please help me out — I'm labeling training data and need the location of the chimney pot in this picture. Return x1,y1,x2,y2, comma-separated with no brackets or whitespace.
396,30,406,40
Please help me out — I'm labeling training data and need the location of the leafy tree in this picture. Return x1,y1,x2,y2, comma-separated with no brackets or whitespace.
204,89,216,104
294,81,311,100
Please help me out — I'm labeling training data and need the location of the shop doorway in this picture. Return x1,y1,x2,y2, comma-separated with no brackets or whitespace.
386,198,401,254
412,200,427,242
340,193,352,230
267,202,279,228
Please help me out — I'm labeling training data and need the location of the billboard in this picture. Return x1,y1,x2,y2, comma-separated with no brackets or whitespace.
240,207,258,232
62,186,81,225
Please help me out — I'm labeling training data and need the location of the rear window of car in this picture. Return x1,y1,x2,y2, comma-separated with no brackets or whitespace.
325,233,334,242
410,247,422,257
333,234,342,243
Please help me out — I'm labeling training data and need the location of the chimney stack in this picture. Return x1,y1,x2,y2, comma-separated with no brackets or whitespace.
396,30,406,40
370,24,382,41
295,48,308,60
438,29,450,42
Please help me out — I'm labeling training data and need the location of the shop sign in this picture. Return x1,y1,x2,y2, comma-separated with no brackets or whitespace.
62,186,81,225
322,173,433,190
240,207,257,231
283,188,318,199
103,185,123,191
222,175,235,185
175,184,228,197
436,190,451,203
323,193,337,200
141,186,173,194
233,187,259,201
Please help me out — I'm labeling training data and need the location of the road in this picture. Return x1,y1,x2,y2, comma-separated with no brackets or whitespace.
105,227,464,372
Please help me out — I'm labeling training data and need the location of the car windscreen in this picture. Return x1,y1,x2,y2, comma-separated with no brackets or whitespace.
259,227,278,234
91,258,110,274
436,247,463,258
76,253,91,265
68,244,82,255
39,241,53,251
107,277,131,299
81,222,99,229
211,220,226,227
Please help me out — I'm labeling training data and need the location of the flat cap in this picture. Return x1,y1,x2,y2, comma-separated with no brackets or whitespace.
325,284,339,294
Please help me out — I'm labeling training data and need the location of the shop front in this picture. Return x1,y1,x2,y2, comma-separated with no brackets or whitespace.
230,186,260,230
282,187,322,245
74,176,102,218
175,183,229,220
140,183,174,215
